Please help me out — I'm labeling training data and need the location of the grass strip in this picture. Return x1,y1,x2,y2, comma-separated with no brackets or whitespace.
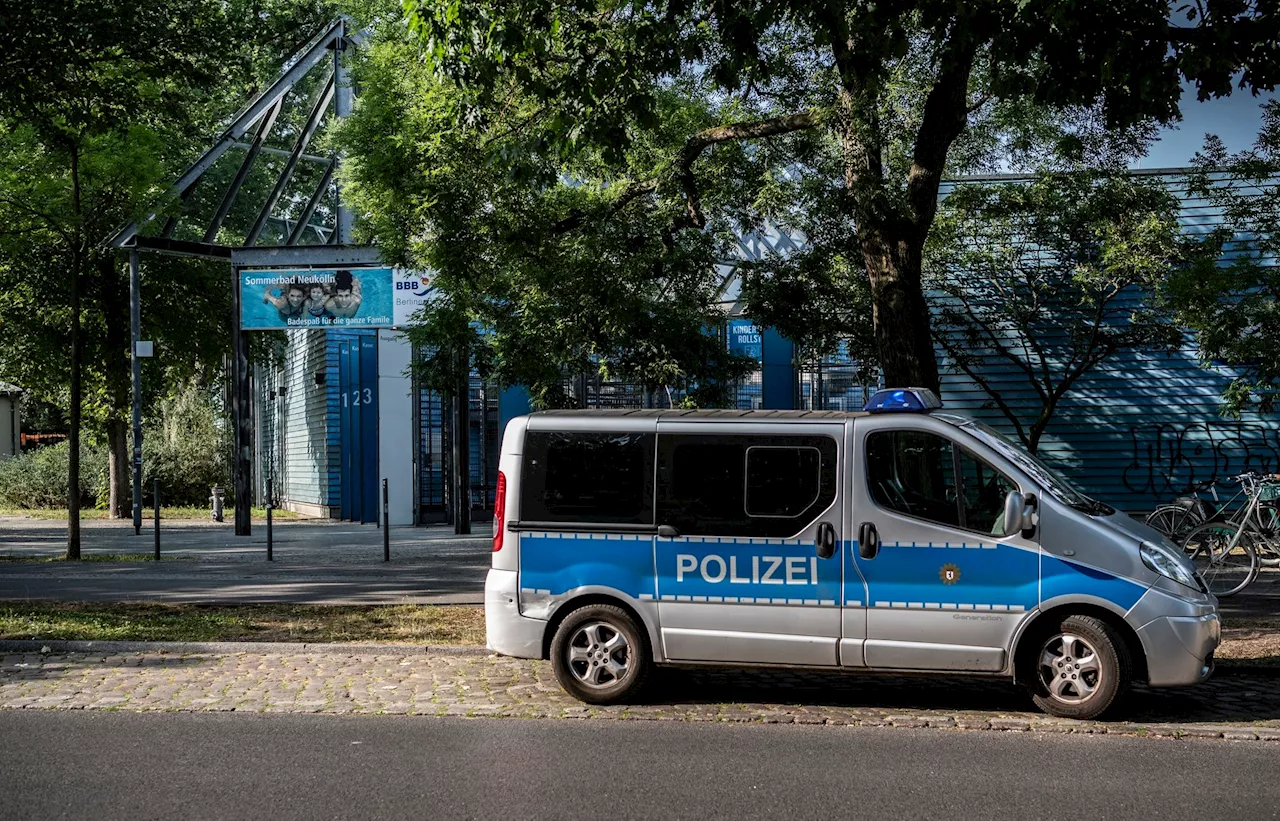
0,507,299,521
0,603,1274,665
0,602,485,645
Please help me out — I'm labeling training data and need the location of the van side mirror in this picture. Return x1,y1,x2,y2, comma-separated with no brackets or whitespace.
1003,491,1037,537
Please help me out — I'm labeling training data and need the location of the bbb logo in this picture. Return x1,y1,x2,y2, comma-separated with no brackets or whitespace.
396,275,434,294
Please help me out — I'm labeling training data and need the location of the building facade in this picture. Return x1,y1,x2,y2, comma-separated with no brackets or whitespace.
254,170,1279,521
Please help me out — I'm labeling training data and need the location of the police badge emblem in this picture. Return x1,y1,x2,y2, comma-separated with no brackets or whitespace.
939,563,960,585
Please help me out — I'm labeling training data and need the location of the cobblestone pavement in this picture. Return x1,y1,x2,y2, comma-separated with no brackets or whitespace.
2,649,1278,741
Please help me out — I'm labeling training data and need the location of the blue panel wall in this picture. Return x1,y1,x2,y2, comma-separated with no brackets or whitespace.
761,326,795,410
930,171,1279,513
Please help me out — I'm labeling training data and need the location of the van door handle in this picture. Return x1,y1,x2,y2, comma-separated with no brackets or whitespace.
815,522,836,559
657,524,680,538
858,522,880,559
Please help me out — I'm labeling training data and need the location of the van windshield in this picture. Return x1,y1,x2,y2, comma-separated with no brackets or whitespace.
934,413,1113,515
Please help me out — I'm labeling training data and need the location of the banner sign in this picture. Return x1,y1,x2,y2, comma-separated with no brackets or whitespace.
239,267,435,330
727,318,763,361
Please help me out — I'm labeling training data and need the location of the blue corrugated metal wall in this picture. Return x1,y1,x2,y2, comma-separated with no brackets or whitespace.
933,171,1278,512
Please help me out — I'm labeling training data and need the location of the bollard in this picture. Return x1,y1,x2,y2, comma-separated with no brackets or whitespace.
153,479,160,561
266,477,273,562
382,478,390,562
210,485,224,523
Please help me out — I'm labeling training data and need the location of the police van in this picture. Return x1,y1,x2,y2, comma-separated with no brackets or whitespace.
485,389,1219,720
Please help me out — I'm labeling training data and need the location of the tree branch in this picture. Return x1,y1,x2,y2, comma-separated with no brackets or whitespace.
906,34,979,237
676,111,820,229
550,178,659,234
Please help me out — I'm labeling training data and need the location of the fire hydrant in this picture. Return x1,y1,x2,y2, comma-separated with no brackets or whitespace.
210,486,225,522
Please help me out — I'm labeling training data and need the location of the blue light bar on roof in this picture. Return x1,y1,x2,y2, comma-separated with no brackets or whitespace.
863,388,942,413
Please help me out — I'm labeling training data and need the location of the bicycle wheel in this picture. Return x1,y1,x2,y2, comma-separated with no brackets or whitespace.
1183,522,1259,597
1145,504,1202,542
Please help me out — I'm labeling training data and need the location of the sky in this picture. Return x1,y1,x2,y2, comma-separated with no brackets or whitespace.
1138,82,1276,169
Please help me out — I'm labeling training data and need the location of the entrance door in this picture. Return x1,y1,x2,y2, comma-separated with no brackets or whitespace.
654,424,844,666
846,415,1038,672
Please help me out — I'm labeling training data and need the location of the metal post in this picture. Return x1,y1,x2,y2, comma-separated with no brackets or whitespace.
266,476,273,562
232,271,252,537
130,248,142,535
453,348,471,536
153,479,160,560
382,478,389,562
334,20,354,244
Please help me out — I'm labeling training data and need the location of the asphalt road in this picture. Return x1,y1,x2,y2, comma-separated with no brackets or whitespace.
2,711,1278,820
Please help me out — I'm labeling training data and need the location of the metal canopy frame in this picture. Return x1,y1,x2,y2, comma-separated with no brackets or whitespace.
108,16,357,256
106,17,379,538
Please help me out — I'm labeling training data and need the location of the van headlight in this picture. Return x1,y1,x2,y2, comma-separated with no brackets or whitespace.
1140,540,1199,591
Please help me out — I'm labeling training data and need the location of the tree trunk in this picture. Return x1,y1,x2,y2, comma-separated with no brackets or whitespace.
860,229,941,394
106,418,129,517
66,146,82,560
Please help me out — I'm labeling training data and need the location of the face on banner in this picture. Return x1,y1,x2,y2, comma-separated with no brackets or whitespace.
240,268,396,329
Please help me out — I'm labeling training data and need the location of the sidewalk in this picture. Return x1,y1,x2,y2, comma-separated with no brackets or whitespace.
0,518,490,604
1,515,1277,615
2,644,1277,742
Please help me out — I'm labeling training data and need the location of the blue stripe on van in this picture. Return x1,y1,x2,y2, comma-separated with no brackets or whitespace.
1040,553,1147,612
519,533,656,600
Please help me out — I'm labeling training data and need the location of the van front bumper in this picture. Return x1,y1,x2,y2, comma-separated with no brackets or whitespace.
1137,612,1220,687
485,568,546,660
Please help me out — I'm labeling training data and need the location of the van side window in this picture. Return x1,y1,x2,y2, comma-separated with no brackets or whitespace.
521,432,655,524
959,449,1017,536
865,430,959,527
746,446,821,517
657,434,836,537
865,430,1018,535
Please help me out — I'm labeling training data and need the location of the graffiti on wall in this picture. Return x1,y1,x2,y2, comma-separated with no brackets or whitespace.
1123,422,1280,496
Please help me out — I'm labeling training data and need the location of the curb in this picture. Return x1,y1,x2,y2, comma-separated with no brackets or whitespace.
0,639,491,656
2,639,1278,677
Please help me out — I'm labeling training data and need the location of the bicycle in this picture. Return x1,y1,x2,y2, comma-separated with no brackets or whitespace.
1180,473,1280,597
1145,478,1243,544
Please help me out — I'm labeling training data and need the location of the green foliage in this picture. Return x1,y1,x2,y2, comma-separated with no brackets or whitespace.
141,382,232,507
339,11,758,407
0,442,108,509
0,383,229,508
396,0,1277,390
926,170,1185,452
1168,101,1280,417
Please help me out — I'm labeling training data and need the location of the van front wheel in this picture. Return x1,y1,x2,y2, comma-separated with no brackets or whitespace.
1027,615,1130,720
550,605,650,705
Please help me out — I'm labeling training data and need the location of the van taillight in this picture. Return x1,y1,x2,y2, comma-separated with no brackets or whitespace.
493,471,506,552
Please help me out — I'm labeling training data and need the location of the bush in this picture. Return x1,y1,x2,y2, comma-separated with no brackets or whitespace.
141,383,231,507
0,441,108,509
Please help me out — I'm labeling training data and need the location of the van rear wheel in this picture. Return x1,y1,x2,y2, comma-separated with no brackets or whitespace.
1027,615,1130,720
550,604,650,705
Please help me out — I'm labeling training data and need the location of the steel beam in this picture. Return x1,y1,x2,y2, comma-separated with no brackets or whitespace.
129,249,143,535
287,161,336,245
107,18,344,248
245,73,336,246
205,100,284,243
230,245,380,269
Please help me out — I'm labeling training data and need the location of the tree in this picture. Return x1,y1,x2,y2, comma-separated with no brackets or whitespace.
339,11,758,407
1168,100,1280,416
0,0,333,555
926,170,1185,453
403,0,1278,394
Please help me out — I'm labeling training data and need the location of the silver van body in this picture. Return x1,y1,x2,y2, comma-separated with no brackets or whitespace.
485,409,1219,694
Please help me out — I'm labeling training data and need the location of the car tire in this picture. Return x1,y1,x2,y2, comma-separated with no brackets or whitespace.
1026,614,1130,720
550,604,650,705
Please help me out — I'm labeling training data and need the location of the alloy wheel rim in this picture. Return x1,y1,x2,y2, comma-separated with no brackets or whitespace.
1037,632,1102,704
566,621,631,688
